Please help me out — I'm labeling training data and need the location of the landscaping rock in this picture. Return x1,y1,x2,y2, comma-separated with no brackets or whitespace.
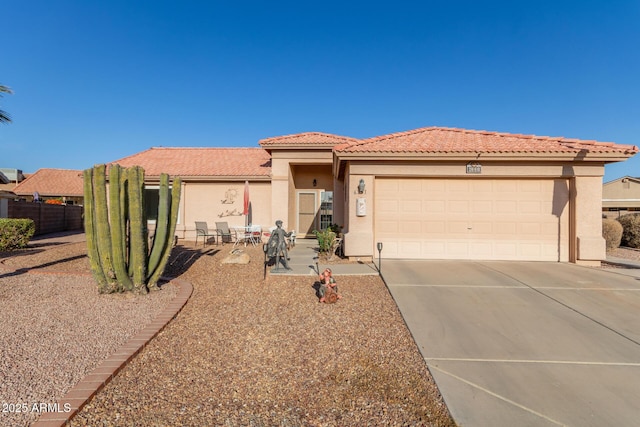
221,249,250,264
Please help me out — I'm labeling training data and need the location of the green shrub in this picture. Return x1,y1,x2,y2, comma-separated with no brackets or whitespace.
313,228,336,253
618,213,640,248
602,218,623,250
0,218,35,251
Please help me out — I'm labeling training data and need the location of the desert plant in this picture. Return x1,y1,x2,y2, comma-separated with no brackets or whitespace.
617,213,640,248
0,219,35,251
313,228,336,253
83,164,181,294
328,223,343,235
602,218,623,250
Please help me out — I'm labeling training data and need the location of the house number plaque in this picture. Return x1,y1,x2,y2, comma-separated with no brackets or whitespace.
466,162,482,174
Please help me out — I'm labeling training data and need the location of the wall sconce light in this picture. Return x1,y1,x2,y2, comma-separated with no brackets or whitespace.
313,179,317,187
358,179,365,194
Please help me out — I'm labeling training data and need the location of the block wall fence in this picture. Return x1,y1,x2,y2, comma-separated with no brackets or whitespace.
5,200,83,235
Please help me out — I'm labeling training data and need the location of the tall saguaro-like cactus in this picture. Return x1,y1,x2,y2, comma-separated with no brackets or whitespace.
83,164,181,294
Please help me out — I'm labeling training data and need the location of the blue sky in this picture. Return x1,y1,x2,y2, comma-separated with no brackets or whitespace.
2,1,639,181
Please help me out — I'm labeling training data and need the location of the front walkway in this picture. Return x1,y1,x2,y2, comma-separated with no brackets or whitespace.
268,238,379,276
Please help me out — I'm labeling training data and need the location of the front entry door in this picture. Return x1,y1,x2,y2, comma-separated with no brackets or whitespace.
298,192,317,237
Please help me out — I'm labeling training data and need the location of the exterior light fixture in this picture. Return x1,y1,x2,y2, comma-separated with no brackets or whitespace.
377,242,383,274
358,179,365,194
313,179,317,187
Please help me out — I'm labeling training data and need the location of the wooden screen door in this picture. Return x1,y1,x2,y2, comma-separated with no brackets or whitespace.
297,192,317,237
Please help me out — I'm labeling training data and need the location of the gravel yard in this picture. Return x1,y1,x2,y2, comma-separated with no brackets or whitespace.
0,235,456,426
0,240,177,427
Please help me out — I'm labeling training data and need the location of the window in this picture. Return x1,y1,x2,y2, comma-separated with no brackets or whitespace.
145,188,160,221
320,191,333,230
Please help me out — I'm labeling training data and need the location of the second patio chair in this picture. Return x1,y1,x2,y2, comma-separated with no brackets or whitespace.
215,221,237,244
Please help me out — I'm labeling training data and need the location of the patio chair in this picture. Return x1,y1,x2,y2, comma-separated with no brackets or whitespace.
195,221,217,246
215,221,237,244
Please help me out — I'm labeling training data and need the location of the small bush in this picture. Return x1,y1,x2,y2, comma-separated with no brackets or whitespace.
602,218,623,250
617,213,640,248
0,218,35,251
313,228,336,253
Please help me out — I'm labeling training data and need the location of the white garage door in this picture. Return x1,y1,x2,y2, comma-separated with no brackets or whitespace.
375,178,569,261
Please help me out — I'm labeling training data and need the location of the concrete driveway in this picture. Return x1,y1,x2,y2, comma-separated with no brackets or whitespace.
382,260,640,427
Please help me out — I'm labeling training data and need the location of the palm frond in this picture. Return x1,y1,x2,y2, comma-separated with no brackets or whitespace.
0,110,11,123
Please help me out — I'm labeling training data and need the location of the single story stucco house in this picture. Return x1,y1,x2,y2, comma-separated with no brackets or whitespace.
602,176,640,218
110,126,637,266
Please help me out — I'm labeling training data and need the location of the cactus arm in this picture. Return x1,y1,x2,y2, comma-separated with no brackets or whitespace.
147,173,170,283
83,167,108,290
127,166,148,294
148,177,181,289
92,164,117,292
109,164,133,291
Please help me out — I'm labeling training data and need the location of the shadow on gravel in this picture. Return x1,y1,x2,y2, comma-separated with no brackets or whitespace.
164,245,218,278
0,254,88,278
28,241,68,248
0,248,46,260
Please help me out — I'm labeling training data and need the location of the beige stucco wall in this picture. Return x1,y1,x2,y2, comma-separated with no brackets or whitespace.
340,160,607,264
176,180,271,240
270,150,333,234
343,173,375,259
602,179,640,209
573,175,606,265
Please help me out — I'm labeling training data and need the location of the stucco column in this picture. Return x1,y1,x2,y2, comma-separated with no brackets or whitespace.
574,175,605,265
343,174,374,259
271,177,288,228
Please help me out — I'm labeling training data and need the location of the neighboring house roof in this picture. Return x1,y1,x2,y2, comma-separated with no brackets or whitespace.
111,147,272,179
259,132,359,149
333,126,638,157
603,175,640,185
0,171,9,184
13,168,84,197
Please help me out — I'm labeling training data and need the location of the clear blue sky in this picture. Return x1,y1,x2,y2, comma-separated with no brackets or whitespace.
2,0,639,181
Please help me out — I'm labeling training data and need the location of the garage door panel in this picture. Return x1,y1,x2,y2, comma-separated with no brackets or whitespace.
399,221,420,234
448,180,469,192
377,200,399,213
449,200,469,213
520,222,541,235
519,200,543,214
400,180,422,191
496,200,518,213
448,221,470,233
472,200,493,213
401,200,422,212
423,221,446,233
375,178,569,261
425,200,446,212
473,221,493,234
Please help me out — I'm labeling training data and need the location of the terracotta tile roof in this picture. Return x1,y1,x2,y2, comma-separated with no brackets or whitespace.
334,126,638,155
111,147,271,177
13,168,84,197
259,132,359,147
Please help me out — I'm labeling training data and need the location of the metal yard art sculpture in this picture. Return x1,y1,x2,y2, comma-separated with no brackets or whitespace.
83,164,181,294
